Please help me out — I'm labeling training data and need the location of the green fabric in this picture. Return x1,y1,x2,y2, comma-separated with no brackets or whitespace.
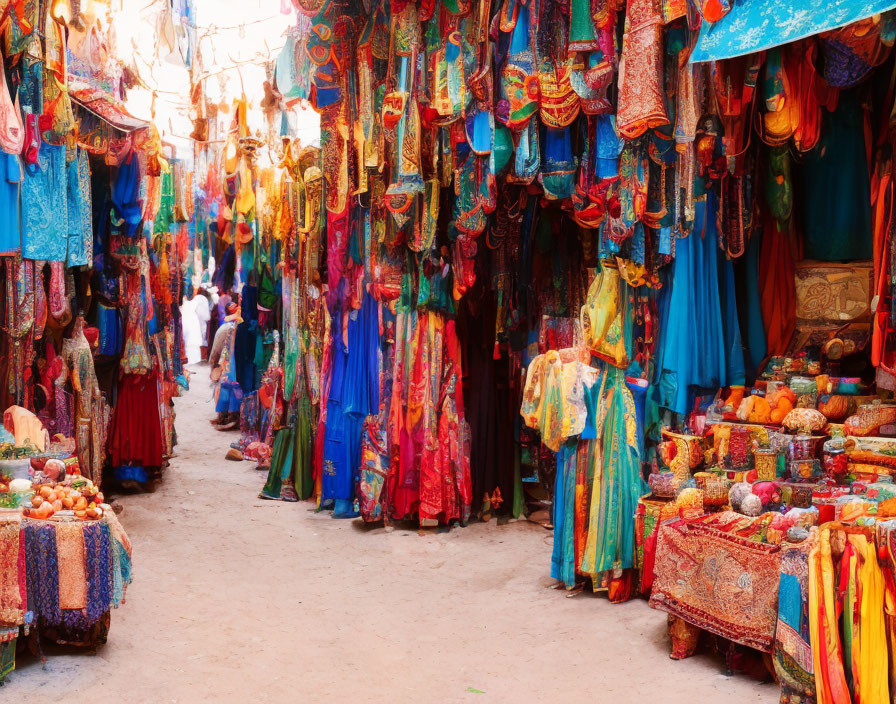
262,426,294,499
568,0,597,47
511,445,526,518
294,398,314,500
799,91,872,262
153,171,174,234
581,365,649,575
0,638,15,682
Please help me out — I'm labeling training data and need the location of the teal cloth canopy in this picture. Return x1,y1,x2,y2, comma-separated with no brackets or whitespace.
691,0,896,63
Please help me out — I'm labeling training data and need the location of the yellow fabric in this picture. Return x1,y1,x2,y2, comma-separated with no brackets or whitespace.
580,262,629,368
235,161,256,215
849,534,888,703
810,526,852,704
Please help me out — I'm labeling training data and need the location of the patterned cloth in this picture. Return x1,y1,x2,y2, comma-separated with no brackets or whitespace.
0,514,25,625
19,515,131,633
649,512,782,652
774,535,816,702
56,521,87,610
692,0,896,63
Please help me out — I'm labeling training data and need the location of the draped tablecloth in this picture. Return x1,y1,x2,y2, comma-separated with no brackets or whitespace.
0,510,132,680
649,512,782,652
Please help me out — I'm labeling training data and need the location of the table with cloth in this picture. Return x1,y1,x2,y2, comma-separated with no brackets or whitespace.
648,511,782,658
0,509,132,681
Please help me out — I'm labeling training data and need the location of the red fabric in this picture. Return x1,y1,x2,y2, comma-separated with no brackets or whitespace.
107,372,164,467
641,528,659,594
759,216,797,357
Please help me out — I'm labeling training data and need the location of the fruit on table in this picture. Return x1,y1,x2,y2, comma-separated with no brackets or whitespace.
25,482,105,520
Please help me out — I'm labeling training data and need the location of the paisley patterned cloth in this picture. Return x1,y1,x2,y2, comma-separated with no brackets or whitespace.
66,148,93,267
22,143,67,261
649,512,782,652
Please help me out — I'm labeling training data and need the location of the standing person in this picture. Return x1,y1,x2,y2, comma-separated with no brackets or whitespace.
209,301,241,428
180,289,203,366
195,288,212,361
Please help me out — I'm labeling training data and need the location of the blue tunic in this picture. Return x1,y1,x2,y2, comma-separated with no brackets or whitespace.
0,152,22,255
23,143,67,261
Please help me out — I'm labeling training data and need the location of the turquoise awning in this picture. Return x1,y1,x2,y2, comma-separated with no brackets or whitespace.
691,0,896,63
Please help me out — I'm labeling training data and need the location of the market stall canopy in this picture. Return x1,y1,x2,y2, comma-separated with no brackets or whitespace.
69,82,150,133
690,0,896,63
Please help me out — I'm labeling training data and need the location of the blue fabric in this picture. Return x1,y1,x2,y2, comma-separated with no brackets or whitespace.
718,254,746,387
322,294,380,505
0,153,22,254
66,149,92,267
625,378,648,458
215,380,243,413
83,522,113,623
509,1,530,54
657,195,735,414
691,0,896,63
111,155,143,237
594,115,622,180
97,303,123,356
551,441,578,588
23,143,67,261
114,465,149,483
542,126,575,199
24,522,61,625
580,380,600,441
234,286,259,394
741,231,767,378
322,309,352,502
777,573,803,633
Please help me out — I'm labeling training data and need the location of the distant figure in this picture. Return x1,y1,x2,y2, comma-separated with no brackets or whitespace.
181,289,210,365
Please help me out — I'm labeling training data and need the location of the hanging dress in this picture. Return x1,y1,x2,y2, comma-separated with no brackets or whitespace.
22,142,66,261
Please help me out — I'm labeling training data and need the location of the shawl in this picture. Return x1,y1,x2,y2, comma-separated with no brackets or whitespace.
56,520,87,610
0,514,25,625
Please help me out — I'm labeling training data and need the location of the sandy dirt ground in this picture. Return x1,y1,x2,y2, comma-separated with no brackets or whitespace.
4,366,779,703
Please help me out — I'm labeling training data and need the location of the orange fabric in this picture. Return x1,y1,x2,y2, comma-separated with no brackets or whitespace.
759,216,796,357
871,170,892,368
56,521,87,610
792,42,822,153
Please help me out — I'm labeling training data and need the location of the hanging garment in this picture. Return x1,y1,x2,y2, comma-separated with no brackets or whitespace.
552,440,579,588
656,196,733,415
758,216,796,357
798,91,873,262
418,320,472,524
66,148,93,267
0,153,23,255
22,142,67,262
616,0,668,139
111,153,143,237
580,365,648,576
773,533,817,702
322,295,379,512
107,372,164,469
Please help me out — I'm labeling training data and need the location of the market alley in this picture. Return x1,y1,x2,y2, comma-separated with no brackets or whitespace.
4,367,777,703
